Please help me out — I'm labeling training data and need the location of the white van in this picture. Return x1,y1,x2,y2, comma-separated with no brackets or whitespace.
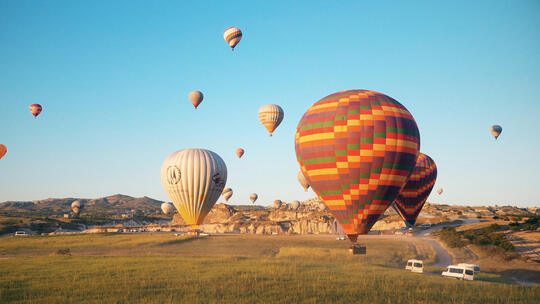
405,259,424,273
442,265,474,280
458,263,480,273
14,231,28,236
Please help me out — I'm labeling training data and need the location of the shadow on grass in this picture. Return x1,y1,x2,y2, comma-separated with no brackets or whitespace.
500,269,540,284
155,236,202,246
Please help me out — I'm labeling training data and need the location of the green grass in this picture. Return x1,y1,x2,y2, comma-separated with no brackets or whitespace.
0,234,538,304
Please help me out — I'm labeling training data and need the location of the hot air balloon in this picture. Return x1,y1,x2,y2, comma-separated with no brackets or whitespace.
71,200,83,216
223,27,242,50
161,202,175,215
29,104,42,118
297,171,310,191
0,144,6,160
236,148,245,158
490,125,502,139
290,200,300,210
250,193,258,204
437,188,443,195
189,91,204,109
258,104,284,136
222,187,233,202
393,153,437,227
161,149,227,229
295,90,420,243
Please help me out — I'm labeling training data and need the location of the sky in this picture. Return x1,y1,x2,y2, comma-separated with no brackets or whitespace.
1,0,539,207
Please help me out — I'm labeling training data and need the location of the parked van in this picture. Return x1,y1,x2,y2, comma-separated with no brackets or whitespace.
405,259,424,273
14,231,28,236
442,265,474,280
458,263,480,273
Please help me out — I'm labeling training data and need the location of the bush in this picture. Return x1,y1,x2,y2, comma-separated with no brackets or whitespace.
440,226,465,248
510,225,520,232
492,215,499,219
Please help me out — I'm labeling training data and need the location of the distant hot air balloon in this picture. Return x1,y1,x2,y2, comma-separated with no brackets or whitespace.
249,193,258,204
258,104,284,136
490,125,502,140
161,149,227,229
0,144,6,160
437,188,443,195
236,148,245,158
223,27,242,50
222,187,233,202
189,91,204,109
297,171,310,191
71,200,83,216
161,202,175,215
290,200,300,210
29,104,42,118
295,90,420,243
394,153,437,227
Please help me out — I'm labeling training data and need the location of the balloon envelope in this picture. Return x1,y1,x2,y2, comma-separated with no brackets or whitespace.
71,201,83,215
249,193,258,204
223,27,242,50
297,170,310,191
161,149,227,228
29,104,42,118
394,153,437,227
490,125,502,139
161,202,175,215
189,91,204,109
295,90,420,242
0,144,6,160
236,148,245,158
222,187,233,202
437,188,443,195
259,104,284,136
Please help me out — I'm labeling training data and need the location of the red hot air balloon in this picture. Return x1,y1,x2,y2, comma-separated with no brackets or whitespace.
393,153,437,227
0,144,6,160
295,90,420,242
29,104,42,118
236,148,245,158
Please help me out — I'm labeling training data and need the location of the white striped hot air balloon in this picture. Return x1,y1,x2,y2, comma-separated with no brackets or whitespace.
161,149,227,229
222,187,233,202
161,202,175,215
258,104,284,136
223,27,242,50
250,193,258,204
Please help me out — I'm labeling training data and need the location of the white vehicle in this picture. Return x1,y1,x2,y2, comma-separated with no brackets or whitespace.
419,223,432,229
14,231,28,236
336,236,347,241
458,263,480,273
442,265,475,280
405,259,424,273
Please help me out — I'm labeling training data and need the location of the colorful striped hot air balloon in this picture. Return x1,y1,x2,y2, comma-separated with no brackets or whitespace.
236,148,245,158
393,153,437,227
437,188,443,195
189,91,204,109
0,144,6,160
258,104,284,136
223,27,242,50
29,104,42,118
295,90,420,242
161,149,227,229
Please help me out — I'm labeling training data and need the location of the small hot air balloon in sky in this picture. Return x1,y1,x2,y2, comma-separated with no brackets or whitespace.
297,170,310,191
189,91,204,109
161,202,175,215
437,188,443,195
161,149,227,229
295,90,420,243
223,27,242,50
393,153,437,227
250,193,258,204
29,104,42,118
236,148,245,158
71,200,83,216
222,187,233,202
490,125,502,139
0,144,6,160
259,104,284,136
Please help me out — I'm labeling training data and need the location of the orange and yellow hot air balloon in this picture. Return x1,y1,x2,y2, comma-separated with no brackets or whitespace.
258,104,284,136
236,148,245,158
0,144,6,160
189,91,204,109
295,90,420,242
29,104,42,118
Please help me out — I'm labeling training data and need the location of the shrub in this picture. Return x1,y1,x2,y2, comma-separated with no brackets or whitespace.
440,226,465,248
510,225,520,232
492,215,499,219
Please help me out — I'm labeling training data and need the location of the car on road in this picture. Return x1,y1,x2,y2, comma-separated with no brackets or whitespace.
442,265,475,280
336,235,347,240
14,231,29,236
405,259,423,273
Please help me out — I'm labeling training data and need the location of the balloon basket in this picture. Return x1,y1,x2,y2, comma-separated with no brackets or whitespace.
349,243,366,255
187,229,201,237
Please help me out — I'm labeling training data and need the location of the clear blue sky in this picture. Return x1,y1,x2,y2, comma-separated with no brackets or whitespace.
1,0,539,207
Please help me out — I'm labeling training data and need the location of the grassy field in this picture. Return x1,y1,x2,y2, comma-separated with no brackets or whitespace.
0,233,538,304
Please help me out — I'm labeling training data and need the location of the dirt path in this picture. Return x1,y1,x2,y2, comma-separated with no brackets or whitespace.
425,238,453,267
